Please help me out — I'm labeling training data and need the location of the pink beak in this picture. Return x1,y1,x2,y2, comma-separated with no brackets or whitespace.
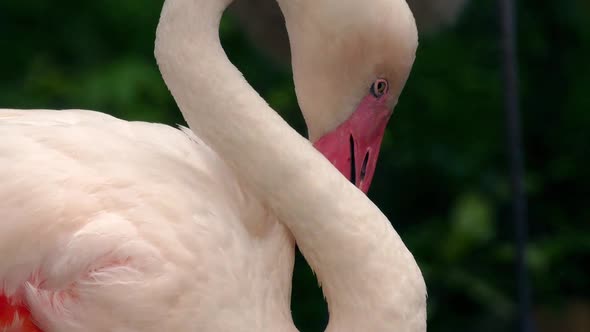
313,94,392,193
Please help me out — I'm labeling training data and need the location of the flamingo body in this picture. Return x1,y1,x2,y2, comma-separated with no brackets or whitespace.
0,110,295,331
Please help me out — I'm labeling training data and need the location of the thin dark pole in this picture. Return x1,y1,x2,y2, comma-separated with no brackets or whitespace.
497,0,534,331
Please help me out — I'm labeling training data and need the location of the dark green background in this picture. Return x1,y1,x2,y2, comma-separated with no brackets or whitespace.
1,0,588,331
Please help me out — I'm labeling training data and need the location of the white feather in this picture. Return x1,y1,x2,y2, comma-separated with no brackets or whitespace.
0,110,295,331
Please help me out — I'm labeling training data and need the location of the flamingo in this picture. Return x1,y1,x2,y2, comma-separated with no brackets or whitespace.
0,0,426,330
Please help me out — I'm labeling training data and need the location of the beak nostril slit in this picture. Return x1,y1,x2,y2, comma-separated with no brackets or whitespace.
360,151,369,182
349,135,356,185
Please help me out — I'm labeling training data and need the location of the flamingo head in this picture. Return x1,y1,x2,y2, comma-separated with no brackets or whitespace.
312,80,393,193
279,0,418,193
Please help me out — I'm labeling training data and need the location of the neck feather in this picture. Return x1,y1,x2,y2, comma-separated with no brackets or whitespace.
155,0,426,330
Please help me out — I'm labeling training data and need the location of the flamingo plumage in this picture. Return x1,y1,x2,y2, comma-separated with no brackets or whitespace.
0,0,426,331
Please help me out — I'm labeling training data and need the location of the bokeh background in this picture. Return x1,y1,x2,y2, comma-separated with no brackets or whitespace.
1,0,588,331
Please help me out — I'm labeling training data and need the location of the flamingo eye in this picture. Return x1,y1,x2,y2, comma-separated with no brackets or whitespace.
370,79,388,98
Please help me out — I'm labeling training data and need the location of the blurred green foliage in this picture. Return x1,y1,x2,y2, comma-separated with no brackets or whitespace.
1,0,588,331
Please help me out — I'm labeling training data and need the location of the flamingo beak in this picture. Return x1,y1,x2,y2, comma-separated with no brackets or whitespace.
313,94,393,194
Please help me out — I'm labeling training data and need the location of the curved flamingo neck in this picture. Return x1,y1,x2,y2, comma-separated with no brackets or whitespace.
155,0,426,330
